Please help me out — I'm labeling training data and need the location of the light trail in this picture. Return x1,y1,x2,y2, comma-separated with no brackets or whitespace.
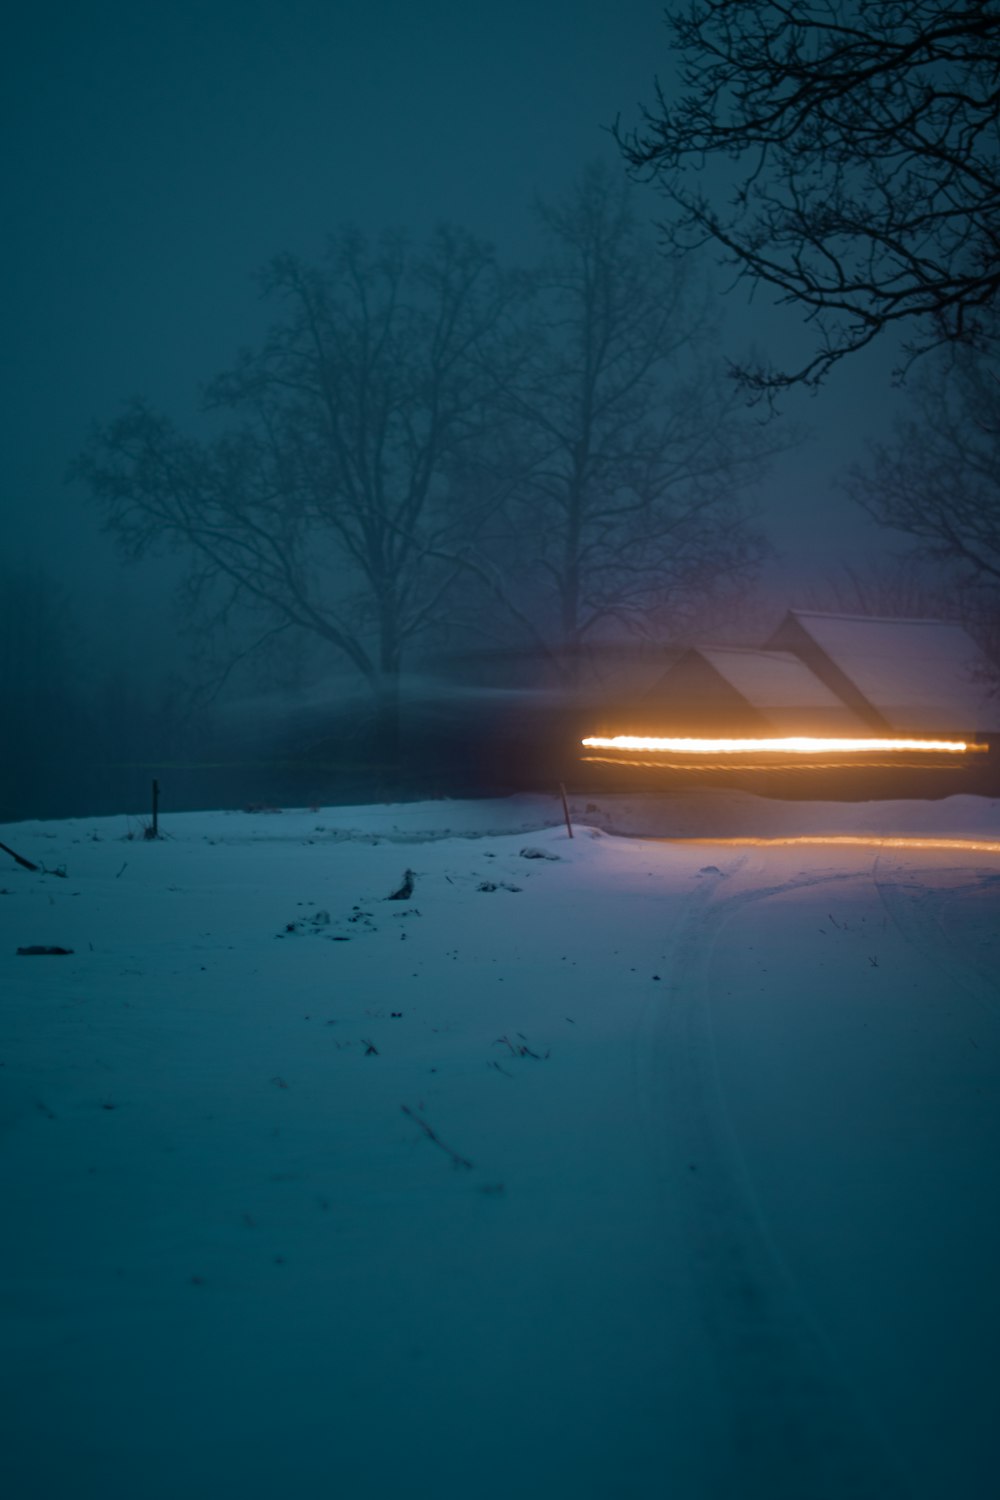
653,834,1000,855
581,734,984,756
579,755,970,771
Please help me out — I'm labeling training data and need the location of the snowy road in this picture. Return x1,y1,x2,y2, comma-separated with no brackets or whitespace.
643,845,1000,1498
1,794,998,1499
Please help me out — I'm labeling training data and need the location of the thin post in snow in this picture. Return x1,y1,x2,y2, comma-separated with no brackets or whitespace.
559,782,574,839
151,779,159,839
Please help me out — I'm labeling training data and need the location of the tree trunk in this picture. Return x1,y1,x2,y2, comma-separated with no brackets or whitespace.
372,671,401,767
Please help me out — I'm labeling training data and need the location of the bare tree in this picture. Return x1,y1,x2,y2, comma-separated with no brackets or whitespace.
618,2,1000,393
800,557,958,618
470,166,777,676
74,228,517,755
844,336,1000,658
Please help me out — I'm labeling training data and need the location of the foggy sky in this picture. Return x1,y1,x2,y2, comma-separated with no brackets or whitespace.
5,0,900,643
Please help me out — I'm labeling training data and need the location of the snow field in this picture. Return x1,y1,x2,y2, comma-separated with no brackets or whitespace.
1,794,998,1498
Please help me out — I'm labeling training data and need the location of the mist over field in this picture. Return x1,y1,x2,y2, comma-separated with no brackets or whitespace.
7,0,978,826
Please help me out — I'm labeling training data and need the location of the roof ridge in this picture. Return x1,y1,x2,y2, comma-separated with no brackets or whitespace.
700,644,798,657
787,608,965,628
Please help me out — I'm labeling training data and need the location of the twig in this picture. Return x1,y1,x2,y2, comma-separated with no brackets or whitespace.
0,839,39,872
401,1104,474,1169
495,1034,541,1059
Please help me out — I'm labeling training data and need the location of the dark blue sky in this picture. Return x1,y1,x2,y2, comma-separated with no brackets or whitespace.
4,0,900,637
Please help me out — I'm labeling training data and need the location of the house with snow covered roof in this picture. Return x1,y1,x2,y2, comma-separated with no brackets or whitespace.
615,612,998,741
764,610,1000,738
581,611,999,793
633,645,872,736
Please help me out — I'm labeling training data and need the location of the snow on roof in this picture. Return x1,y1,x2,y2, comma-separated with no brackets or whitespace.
781,611,1000,734
696,647,870,732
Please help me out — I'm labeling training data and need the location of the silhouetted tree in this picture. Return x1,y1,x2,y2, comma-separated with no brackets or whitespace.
801,558,957,621
469,166,777,674
844,337,1000,663
75,228,517,756
619,2,1000,393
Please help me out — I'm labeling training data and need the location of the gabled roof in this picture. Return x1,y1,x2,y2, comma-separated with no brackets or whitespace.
696,647,871,732
768,610,1000,734
640,645,871,733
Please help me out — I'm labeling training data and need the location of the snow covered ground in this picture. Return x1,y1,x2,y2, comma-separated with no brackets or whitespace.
2,790,999,1499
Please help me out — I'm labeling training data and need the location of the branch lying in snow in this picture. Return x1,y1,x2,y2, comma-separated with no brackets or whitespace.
494,1034,544,1059
0,839,39,873
401,1105,474,1169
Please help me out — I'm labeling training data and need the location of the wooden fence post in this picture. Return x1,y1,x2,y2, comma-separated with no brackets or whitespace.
559,782,574,839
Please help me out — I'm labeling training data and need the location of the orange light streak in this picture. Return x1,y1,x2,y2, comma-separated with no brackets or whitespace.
582,734,983,756
658,834,1000,855
579,756,969,771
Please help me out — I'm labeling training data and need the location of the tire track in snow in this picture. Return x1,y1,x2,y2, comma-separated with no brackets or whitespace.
634,861,909,1500
872,858,1000,1014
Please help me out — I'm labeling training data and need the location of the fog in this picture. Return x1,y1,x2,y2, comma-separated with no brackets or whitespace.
2,1,929,820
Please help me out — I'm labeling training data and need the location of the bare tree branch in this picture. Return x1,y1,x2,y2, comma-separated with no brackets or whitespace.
468,165,784,671
618,2,1000,393
73,228,521,752
844,335,1000,664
